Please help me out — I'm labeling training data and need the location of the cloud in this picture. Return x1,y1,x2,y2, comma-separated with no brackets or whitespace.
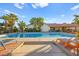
45,18,57,23
45,17,72,24
4,10,12,14
22,15,26,18
3,10,18,15
71,4,79,10
0,9,12,15
4,10,19,15
14,3,25,9
61,14,65,17
0,9,25,21
32,3,48,8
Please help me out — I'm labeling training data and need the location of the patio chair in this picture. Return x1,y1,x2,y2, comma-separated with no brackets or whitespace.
0,41,5,51
53,38,67,45
64,38,79,55
0,39,24,56
54,38,79,55
54,38,76,46
63,38,79,48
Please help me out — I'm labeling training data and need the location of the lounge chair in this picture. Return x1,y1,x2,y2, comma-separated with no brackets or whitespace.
54,38,79,55
54,38,77,46
64,38,79,55
0,39,24,56
0,41,5,51
63,38,79,48
53,38,67,45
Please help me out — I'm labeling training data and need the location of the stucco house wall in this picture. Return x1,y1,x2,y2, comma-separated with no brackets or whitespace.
76,26,79,31
27,25,34,29
41,24,50,32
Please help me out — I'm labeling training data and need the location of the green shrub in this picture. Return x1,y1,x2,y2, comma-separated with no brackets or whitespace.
27,28,41,32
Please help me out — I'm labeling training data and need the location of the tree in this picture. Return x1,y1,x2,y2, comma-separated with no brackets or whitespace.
13,26,18,32
73,15,79,25
73,15,79,32
30,17,44,31
18,21,26,32
0,13,19,32
0,23,5,34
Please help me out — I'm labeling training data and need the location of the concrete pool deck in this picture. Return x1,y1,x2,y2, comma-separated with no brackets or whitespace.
12,42,68,56
0,38,73,56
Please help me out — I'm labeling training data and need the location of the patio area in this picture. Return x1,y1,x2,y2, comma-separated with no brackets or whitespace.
12,41,69,56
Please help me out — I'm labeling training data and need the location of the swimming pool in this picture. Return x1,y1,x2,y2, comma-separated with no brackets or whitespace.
2,32,76,39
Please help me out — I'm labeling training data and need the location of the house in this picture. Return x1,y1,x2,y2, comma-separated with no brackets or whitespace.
41,24,50,32
27,23,79,32
47,23,79,32
27,24,50,32
27,24,34,29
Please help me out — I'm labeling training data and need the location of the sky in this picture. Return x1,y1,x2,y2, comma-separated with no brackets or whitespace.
0,3,79,24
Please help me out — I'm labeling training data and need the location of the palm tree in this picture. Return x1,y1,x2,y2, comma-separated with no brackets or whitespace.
73,15,79,32
0,13,19,32
18,21,26,32
73,15,79,40
30,17,44,31
73,15,79,25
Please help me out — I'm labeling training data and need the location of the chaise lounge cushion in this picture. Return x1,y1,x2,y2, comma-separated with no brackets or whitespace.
0,41,5,51
1,39,17,46
0,39,20,56
0,39,17,51
0,41,23,56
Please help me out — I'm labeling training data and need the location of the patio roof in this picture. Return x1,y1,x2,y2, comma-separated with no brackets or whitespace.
47,23,78,27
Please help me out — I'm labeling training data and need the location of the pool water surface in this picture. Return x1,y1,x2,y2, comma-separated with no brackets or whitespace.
3,32,76,39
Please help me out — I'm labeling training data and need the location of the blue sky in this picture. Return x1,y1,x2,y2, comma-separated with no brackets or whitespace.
0,3,79,24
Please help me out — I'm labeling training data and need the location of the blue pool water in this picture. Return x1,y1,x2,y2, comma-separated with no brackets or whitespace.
3,32,76,39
